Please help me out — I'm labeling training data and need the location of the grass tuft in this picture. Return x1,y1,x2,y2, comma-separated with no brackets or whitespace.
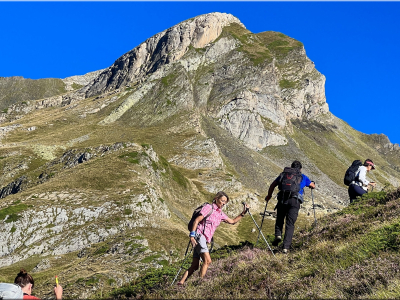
0,203,29,223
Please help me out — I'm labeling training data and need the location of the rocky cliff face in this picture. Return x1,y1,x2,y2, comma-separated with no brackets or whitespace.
81,13,328,152
82,13,244,97
0,12,399,299
62,69,104,91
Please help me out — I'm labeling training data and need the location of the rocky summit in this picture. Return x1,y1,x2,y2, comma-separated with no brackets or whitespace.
0,12,399,298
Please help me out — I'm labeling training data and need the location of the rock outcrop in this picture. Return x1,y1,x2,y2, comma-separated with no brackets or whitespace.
83,13,328,151
62,70,104,91
169,138,223,169
0,176,27,199
82,13,244,98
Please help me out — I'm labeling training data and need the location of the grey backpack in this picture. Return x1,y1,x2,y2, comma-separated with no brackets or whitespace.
0,283,23,299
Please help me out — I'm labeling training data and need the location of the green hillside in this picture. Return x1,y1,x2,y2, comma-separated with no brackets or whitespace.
0,77,67,110
111,189,400,299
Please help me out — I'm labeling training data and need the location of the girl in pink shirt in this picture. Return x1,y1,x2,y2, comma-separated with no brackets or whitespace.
178,191,249,285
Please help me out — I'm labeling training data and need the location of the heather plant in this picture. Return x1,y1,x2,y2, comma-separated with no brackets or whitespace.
110,242,256,299
109,188,400,299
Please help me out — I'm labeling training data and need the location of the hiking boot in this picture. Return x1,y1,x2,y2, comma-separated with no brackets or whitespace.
282,248,288,254
272,236,282,246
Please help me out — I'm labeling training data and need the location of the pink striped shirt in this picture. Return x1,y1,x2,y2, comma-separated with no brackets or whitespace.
196,203,228,243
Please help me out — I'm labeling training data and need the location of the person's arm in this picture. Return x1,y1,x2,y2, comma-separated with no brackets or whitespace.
224,203,249,225
265,179,279,202
189,214,204,246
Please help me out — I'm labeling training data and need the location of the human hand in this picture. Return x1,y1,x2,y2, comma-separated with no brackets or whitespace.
309,181,316,189
370,182,376,187
242,203,249,215
241,202,250,213
265,195,271,202
190,236,197,247
54,284,63,300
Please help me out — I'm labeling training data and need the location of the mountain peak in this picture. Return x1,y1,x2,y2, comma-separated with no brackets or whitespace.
82,12,244,98
178,12,245,48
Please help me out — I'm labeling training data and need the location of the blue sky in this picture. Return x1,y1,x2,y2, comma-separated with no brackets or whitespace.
1,2,399,145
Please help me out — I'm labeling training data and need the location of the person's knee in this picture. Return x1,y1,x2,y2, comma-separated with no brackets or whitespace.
204,256,212,265
201,253,212,265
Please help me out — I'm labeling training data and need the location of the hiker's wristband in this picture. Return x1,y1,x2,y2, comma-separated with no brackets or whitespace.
189,231,196,237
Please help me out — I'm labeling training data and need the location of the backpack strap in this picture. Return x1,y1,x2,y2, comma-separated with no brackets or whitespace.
354,166,362,185
201,204,214,235
203,205,215,252
278,171,285,185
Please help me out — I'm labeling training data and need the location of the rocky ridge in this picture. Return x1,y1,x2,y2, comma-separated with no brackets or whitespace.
82,13,245,98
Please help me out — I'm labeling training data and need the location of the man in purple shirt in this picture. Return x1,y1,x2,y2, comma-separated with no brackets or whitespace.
265,160,315,253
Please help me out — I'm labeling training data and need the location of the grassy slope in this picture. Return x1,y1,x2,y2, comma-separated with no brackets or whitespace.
291,117,400,189
0,77,67,110
110,189,400,299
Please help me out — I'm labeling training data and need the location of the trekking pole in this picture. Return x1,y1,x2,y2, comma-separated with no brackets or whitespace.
171,241,193,286
311,189,317,226
242,202,275,257
255,201,268,246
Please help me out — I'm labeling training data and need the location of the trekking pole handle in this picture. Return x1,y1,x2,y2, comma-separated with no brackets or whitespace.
241,202,249,212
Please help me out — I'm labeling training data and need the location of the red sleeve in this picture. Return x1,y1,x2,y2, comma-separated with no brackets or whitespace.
24,295,41,300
